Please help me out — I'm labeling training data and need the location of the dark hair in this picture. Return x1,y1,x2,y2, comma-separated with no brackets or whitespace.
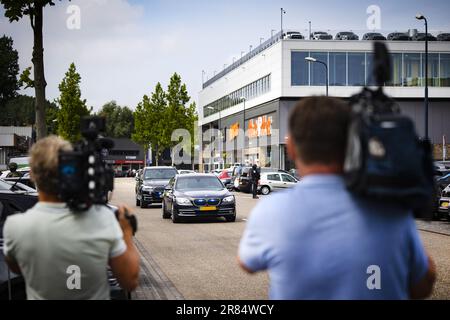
288,96,351,165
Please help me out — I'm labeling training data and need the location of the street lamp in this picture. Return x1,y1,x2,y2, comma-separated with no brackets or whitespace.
416,13,429,140
280,8,286,38
305,56,329,96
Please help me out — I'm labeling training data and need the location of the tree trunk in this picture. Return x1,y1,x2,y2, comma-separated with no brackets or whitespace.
32,4,48,140
155,146,159,166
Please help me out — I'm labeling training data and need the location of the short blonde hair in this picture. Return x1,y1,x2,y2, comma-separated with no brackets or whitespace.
29,135,72,196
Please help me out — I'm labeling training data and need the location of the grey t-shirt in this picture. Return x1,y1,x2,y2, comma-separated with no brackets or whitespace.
3,202,126,300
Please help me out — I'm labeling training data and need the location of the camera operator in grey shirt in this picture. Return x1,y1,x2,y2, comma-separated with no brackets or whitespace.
3,136,140,300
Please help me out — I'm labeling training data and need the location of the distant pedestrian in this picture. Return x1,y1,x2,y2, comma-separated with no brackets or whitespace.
6,162,22,178
238,96,436,299
249,164,260,199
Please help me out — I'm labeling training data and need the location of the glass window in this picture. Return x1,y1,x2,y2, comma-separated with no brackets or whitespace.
422,53,439,87
441,54,450,87
404,53,421,86
365,53,377,86
281,174,296,182
329,52,346,86
386,53,403,87
291,51,309,85
267,174,281,181
310,52,328,86
348,52,365,86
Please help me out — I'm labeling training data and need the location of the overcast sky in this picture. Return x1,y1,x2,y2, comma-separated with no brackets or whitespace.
1,0,449,111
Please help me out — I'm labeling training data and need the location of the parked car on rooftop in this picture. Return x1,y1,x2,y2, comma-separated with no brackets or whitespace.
437,33,450,41
310,31,333,40
362,32,386,40
412,33,437,41
387,32,411,41
335,31,359,40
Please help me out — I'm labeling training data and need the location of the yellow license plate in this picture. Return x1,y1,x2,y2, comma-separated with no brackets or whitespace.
441,202,449,208
200,206,217,211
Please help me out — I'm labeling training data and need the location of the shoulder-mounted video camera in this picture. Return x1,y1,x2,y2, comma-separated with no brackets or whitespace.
343,42,435,219
58,116,137,233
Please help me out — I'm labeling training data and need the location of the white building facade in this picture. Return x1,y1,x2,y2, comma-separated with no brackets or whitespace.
199,34,450,171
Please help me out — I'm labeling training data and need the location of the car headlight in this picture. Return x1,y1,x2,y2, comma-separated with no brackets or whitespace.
222,195,235,203
142,186,153,191
176,197,191,206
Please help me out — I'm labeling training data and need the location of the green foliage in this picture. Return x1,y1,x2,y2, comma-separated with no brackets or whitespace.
0,1,57,22
97,101,134,138
0,35,19,106
0,94,58,130
19,66,34,89
56,63,90,143
132,83,169,166
132,73,198,165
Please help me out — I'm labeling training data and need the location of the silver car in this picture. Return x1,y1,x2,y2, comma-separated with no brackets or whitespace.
258,172,298,195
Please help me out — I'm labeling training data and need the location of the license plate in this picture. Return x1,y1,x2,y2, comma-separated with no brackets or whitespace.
441,202,449,208
200,206,217,211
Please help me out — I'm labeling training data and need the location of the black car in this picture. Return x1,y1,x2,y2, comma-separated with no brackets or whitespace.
437,33,450,41
135,166,178,208
362,32,386,40
161,174,236,223
387,32,411,41
412,33,437,41
335,31,359,40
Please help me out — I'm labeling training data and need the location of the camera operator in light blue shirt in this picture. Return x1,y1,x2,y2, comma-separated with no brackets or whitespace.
238,97,436,300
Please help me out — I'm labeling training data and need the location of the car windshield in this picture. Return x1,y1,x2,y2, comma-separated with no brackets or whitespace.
144,169,177,180
176,176,224,191
0,179,12,190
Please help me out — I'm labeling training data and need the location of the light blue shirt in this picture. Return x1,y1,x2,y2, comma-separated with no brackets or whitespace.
239,174,429,300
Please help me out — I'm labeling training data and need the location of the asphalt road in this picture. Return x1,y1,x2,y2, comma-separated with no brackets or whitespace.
111,178,269,300
111,178,450,300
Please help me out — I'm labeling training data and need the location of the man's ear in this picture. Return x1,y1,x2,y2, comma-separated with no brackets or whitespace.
286,134,298,163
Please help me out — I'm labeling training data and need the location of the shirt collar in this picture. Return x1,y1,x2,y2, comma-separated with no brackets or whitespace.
34,202,68,211
299,174,345,186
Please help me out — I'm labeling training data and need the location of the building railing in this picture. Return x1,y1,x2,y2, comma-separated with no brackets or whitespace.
202,31,283,89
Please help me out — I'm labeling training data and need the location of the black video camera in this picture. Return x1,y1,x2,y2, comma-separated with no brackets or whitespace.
58,116,137,233
343,42,435,219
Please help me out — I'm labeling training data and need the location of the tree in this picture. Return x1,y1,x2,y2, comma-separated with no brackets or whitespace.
98,101,134,138
0,95,58,131
132,83,169,166
0,35,19,107
165,73,198,166
1,0,68,140
56,63,90,143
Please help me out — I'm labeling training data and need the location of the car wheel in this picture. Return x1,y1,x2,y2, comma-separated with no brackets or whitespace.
140,199,147,209
260,186,270,195
171,205,181,223
225,215,236,222
136,197,140,206
162,201,171,219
